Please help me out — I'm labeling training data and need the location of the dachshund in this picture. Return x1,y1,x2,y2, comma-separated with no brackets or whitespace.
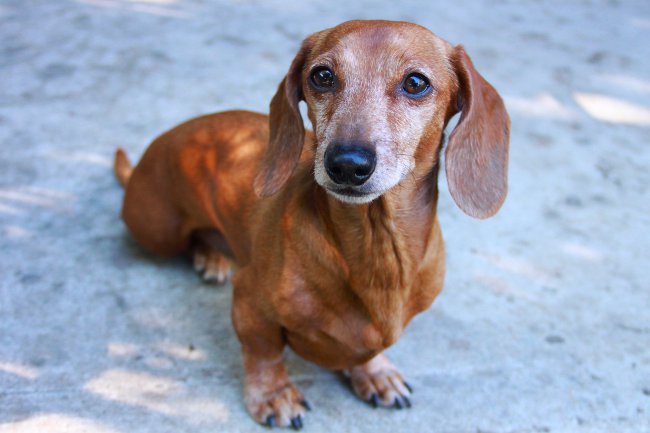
114,20,510,429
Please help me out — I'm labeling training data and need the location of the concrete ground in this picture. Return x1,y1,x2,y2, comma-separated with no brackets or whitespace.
1,1,650,432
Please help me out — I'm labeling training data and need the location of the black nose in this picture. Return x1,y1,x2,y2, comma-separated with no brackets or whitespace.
324,145,377,186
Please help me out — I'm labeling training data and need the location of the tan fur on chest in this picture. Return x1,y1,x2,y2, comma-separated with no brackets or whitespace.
274,186,441,366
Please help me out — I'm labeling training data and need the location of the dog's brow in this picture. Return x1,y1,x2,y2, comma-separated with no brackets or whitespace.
306,57,336,71
402,63,435,74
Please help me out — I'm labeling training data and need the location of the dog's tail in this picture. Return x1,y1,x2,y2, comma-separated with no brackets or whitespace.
114,148,133,188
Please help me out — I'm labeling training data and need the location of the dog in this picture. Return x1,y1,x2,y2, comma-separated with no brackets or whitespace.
114,20,510,429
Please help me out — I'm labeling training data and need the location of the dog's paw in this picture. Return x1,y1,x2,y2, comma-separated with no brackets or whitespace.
348,353,412,409
246,382,310,429
193,249,232,284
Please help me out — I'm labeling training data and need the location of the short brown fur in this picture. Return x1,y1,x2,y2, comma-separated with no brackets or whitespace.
115,20,509,428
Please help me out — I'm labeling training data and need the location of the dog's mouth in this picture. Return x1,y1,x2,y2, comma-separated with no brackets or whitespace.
332,187,367,197
325,186,383,204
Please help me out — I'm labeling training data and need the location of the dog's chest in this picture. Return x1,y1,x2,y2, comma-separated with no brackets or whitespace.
277,276,413,368
276,204,442,368
283,307,400,369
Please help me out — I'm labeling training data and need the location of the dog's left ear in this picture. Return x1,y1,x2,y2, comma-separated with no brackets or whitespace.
445,45,510,219
254,37,314,197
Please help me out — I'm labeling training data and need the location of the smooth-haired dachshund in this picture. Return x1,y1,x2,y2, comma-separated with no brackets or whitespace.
114,20,510,429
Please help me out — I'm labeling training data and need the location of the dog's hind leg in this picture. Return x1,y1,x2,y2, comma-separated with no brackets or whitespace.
120,167,189,257
191,229,234,284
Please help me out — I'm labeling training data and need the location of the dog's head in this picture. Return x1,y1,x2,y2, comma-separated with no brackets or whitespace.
254,20,510,219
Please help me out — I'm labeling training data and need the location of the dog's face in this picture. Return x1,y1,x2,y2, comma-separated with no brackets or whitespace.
303,22,456,204
255,20,510,219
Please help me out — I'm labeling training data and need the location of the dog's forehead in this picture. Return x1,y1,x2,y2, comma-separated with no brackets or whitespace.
308,21,451,77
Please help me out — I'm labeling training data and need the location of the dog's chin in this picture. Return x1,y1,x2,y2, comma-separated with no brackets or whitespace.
325,187,383,205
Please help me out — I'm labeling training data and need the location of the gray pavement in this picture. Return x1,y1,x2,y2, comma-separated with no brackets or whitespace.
1,1,650,432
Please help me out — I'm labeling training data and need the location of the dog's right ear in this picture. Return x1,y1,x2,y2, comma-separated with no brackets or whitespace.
254,37,315,197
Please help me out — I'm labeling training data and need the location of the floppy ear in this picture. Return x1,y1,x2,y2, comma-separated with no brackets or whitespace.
253,39,312,197
445,45,510,219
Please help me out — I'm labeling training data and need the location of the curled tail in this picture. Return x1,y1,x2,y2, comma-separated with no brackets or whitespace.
114,148,133,188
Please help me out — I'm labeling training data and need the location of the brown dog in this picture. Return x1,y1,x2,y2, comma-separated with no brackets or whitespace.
114,20,509,429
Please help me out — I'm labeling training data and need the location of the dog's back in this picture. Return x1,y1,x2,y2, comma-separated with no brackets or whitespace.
115,110,269,259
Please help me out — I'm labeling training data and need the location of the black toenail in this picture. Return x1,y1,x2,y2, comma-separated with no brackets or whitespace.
291,415,303,430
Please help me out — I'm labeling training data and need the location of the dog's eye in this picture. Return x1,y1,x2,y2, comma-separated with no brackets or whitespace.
402,73,430,97
310,67,335,90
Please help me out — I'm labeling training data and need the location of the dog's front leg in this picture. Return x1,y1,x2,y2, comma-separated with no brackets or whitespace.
347,353,413,409
232,280,309,429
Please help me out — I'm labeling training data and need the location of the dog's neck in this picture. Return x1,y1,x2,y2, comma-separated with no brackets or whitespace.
316,164,440,341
